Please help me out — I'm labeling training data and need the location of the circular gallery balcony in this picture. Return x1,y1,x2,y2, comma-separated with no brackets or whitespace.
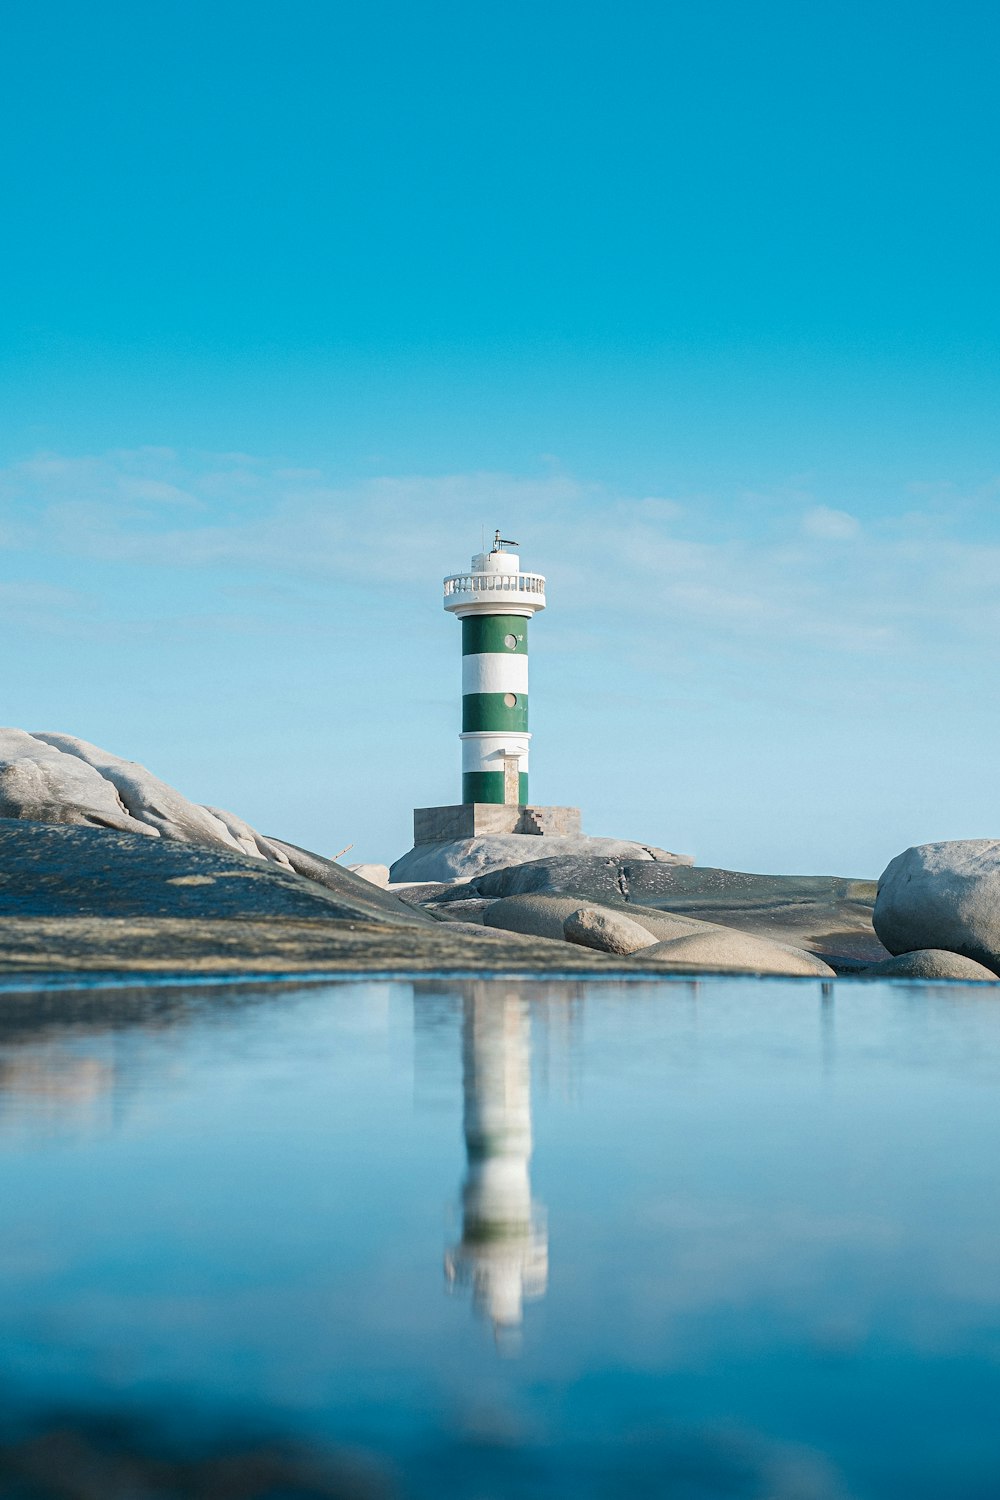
443,570,547,617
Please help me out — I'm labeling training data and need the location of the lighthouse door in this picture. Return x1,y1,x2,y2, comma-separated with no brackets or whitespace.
503,755,520,806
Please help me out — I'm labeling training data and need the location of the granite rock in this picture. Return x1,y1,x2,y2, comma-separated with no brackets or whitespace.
0,818,430,927
860,948,999,981
0,729,291,861
0,821,641,976
563,906,659,955
0,912,641,977
473,858,884,971
873,841,1000,973
388,835,691,885
485,893,723,945
637,929,835,977
479,889,835,974
0,729,381,903
483,894,594,942
426,898,494,925
347,863,391,887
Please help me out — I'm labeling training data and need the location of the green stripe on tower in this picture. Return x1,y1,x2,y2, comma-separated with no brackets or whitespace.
463,771,530,804
462,692,529,733
462,616,529,655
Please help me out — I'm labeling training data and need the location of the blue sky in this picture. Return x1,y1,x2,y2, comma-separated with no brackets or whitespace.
1,1,998,874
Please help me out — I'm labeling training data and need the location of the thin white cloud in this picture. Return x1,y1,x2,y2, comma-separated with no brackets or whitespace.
801,505,861,541
0,581,90,633
0,448,995,670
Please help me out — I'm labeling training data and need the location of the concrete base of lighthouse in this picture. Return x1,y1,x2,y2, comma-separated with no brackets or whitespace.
413,804,581,845
388,803,588,885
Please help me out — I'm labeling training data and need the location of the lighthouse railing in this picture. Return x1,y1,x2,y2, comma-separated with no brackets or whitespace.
443,572,546,599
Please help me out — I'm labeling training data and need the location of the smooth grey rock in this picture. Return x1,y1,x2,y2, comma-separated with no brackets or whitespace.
262,837,363,897
0,818,432,927
860,949,999,981
563,907,658,955
637,929,835,977
0,910,631,977
347,862,390,887
0,729,296,863
387,881,455,902
483,894,593,942
0,821,644,976
874,841,1000,973
388,835,692,885
425,898,494,925
485,894,748,948
473,858,884,970
0,730,390,911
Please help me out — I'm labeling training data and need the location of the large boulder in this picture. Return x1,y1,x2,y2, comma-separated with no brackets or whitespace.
874,841,1000,973
0,821,648,976
860,949,999,982
472,858,885,971
0,818,431,927
0,730,291,860
483,894,596,941
388,836,691,885
483,894,711,946
347,863,390,887
480,893,836,976
637,930,835,977
563,907,659,955
0,729,365,898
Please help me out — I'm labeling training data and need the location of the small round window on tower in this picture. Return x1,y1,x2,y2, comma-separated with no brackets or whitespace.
504,634,518,650
503,692,518,708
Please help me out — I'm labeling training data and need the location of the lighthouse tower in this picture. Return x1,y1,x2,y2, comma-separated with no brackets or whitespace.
407,529,581,851
444,531,546,806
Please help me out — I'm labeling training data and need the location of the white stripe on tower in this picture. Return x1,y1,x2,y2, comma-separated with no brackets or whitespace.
460,734,531,775
461,653,530,696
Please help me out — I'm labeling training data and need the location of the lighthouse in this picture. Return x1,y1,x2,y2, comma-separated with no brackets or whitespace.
405,529,581,857
444,530,546,806
392,531,686,880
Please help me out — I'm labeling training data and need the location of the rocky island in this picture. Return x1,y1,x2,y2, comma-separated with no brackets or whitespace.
1,727,997,983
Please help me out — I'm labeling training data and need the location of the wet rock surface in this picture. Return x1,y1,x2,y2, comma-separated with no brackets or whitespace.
0,1409,388,1500
0,914,626,975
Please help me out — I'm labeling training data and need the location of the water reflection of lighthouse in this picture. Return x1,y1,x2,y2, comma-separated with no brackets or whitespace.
444,984,548,1340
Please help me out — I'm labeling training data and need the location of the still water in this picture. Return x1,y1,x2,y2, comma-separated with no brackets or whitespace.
0,973,999,1497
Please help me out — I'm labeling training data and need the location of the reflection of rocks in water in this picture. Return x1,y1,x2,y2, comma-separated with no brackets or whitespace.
443,982,549,1341
0,1409,389,1499
0,978,317,1133
0,1045,115,1130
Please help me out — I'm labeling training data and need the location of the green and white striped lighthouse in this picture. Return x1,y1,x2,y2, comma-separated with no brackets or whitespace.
444,531,547,806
